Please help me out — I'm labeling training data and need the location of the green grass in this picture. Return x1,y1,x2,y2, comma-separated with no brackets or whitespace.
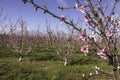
0,45,113,80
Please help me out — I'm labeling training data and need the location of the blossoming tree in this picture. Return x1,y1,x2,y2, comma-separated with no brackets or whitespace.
0,8,7,46
8,18,40,62
46,20,76,66
22,0,120,79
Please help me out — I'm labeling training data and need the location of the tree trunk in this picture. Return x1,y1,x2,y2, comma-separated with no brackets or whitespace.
113,67,118,80
18,53,23,62
64,58,67,66
108,55,120,80
19,56,22,62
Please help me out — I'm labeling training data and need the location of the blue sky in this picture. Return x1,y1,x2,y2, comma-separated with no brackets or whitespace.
0,0,87,33
0,0,120,32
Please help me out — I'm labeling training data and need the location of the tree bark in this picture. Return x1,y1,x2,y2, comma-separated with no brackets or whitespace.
19,55,22,62
109,55,120,80
64,58,67,66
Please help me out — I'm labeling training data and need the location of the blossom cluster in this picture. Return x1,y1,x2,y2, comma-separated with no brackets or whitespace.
59,3,120,61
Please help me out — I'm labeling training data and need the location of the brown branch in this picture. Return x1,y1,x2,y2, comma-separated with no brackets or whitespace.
86,0,109,49
76,0,81,5
24,0,81,32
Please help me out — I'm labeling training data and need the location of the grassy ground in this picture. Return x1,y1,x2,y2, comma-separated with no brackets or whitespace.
0,45,113,80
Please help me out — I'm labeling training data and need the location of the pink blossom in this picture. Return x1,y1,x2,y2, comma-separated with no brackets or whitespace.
100,54,107,60
118,21,120,26
117,29,120,32
107,29,115,36
89,31,96,41
95,70,98,74
89,32,95,38
75,4,80,8
75,4,85,13
60,15,67,23
79,32,87,41
102,47,109,52
97,35,103,42
97,50,103,56
94,66,100,70
89,32,102,42
110,18,114,24
94,66,100,74
84,15,89,22
81,45,89,55
87,20,92,26
79,6,85,13
97,50,107,60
